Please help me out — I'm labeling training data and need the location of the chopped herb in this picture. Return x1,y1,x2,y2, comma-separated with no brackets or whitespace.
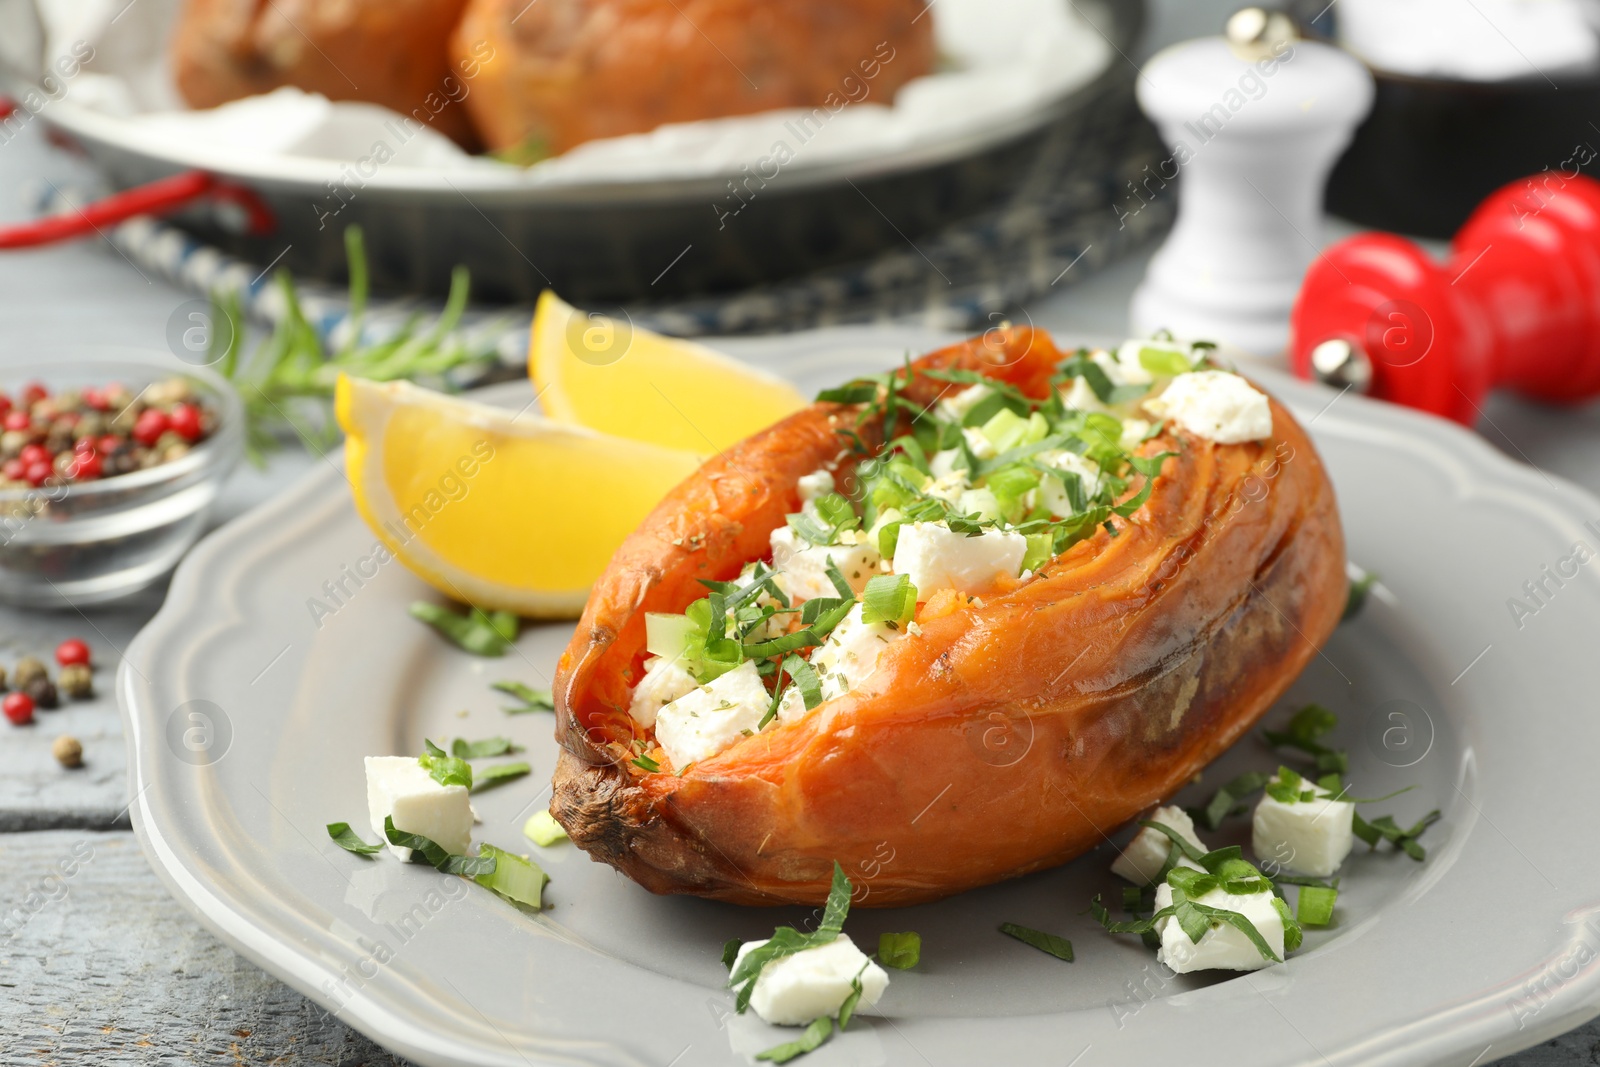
756,1017,834,1064
1353,809,1440,860
1262,703,1348,775
326,821,383,856
878,931,921,969
471,762,531,792
837,962,868,1030
383,816,496,875
816,382,881,405
1297,885,1338,926
409,601,517,656
729,863,852,1013
1273,896,1304,951
451,736,521,759
999,922,1074,961
523,810,568,847
493,680,554,713
632,753,661,773
1343,570,1379,621
1193,770,1271,830
419,739,472,790
721,938,743,971
474,842,548,908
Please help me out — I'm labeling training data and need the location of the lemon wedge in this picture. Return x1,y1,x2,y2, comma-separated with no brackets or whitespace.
336,375,702,617
530,290,806,452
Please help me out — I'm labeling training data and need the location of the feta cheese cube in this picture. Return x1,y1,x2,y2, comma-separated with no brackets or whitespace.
733,935,890,1026
892,521,1026,598
628,655,698,728
774,685,808,726
1151,881,1286,973
1143,370,1272,444
937,383,993,423
769,526,881,603
1111,805,1207,885
796,468,834,503
365,755,473,862
811,603,903,701
1251,774,1355,877
653,660,771,770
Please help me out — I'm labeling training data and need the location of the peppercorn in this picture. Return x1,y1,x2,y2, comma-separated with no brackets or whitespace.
52,735,82,768
23,676,58,709
12,655,47,688
57,663,92,699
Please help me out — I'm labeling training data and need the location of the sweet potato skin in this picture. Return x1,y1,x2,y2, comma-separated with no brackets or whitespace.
171,0,479,147
551,329,1346,907
451,0,936,154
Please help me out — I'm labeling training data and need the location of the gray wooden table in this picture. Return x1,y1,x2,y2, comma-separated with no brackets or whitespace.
7,13,1600,1066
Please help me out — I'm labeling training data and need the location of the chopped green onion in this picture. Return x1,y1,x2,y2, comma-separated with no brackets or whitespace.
326,821,383,856
816,383,880,404
474,842,548,908
860,574,917,627
1138,345,1195,376
878,931,921,970
1194,770,1271,830
632,753,661,773
999,922,1074,962
523,810,568,847
1297,885,1337,926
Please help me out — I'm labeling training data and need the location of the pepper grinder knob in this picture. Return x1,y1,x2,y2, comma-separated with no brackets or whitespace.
1129,9,1375,356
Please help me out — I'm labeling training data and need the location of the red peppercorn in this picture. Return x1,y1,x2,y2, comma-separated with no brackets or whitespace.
132,409,169,446
19,443,49,466
3,692,34,725
20,382,47,406
55,639,90,667
168,403,202,442
3,411,30,432
0,394,12,416
24,461,51,487
81,387,107,411
67,452,102,480
97,434,122,454
2,459,23,482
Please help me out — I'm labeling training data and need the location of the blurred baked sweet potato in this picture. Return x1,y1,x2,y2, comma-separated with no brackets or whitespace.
171,0,479,147
450,0,937,155
549,328,1347,907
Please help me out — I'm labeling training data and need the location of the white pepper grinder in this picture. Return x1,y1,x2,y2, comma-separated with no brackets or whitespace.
1128,9,1374,357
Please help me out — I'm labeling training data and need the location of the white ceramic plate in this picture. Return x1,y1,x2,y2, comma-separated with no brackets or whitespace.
120,327,1600,1067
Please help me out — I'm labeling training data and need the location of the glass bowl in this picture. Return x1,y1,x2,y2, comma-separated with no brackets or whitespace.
0,354,244,607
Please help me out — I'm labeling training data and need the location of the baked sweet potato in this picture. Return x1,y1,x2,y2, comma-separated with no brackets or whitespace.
450,0,936,155
171,0,479,147
550,328,1346,907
